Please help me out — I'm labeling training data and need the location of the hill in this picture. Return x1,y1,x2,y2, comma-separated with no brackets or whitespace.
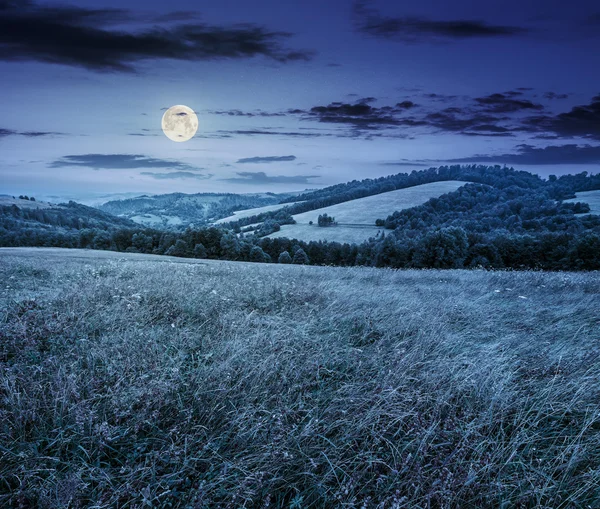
1,247,599,507
0,195,55,210
213,200,303,224
100,192,298,229
267,181,466,243
0,197,140,248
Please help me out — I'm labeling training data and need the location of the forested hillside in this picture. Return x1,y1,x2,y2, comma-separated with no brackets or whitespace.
2,165,600,270
100,192,297,228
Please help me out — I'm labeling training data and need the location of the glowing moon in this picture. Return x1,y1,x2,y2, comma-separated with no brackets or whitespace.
161,105,198,142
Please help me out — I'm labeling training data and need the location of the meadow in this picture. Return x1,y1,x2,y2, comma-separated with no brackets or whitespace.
564,190,600,216
268,182,466,243
1,248,599,508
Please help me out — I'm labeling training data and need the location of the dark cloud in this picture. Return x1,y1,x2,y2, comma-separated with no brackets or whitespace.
475,93,544,113
222,171,319,184
0,127,64,138
0,1,313,72
49,154,200,170
422,110,514,136
140,171,212,180
445,144,600,165
543,92,570,100
236,155,297,164
523,95,600,140
422,93,460,102
217,129,327,138
353,1,529,42
304,102,405,129
396,100,417,109
209,109,286,117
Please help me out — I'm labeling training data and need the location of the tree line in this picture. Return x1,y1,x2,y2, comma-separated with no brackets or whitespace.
2,166,600,270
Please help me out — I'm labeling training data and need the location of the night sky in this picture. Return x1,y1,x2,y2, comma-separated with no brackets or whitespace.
1,0,599,203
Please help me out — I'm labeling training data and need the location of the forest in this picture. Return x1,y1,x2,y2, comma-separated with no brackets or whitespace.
2,165,600,270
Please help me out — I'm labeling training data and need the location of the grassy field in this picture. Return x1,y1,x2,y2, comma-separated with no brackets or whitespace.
1,248,599,508
267,181,466,243
214,202,303,224
268,223,384,244
564,190,600,216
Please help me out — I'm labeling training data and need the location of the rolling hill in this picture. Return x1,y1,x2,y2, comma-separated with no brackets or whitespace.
99,192,298,229
267,181,467,243
213,201,303,224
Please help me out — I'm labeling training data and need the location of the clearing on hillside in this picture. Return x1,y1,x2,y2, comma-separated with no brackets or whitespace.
268,180,467,243
1,247,599,508
213,201,303,224
564,190,600,215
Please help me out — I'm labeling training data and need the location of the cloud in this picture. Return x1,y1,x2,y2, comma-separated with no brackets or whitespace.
475,93,544,113
523,95,600,140
353,1,529,42
543,92,570,100
217,129,328,138
0,127,64,138
0,1,313,72
303,102,408,129
236,155,297,164
222,171,319,184
140,171,212,180
209,109,286,117
49,154,200,170
396,100,417,109
445,144,600,165
422,109,514,136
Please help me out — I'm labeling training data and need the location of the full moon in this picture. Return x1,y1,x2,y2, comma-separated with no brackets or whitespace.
161,105,198,142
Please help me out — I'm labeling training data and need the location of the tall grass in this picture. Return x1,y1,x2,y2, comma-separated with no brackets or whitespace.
1,249,599,508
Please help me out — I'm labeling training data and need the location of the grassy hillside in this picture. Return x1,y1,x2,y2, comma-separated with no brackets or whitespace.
0,196,55,210
1,248,599,508
564,190,600,215
214,201,303,224
267,181,466,243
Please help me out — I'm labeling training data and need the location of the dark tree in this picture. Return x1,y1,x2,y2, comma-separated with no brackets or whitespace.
292,248,310,265
278,251,292,264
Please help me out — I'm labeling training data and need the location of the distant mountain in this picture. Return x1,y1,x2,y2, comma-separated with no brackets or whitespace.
99,192,300,229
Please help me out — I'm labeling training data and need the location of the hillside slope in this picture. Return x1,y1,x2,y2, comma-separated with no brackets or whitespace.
1,248,599,507
100,192,296,229
267,181,466,243
214,201,303,224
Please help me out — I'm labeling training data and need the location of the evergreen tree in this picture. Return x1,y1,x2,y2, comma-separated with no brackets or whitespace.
278,251,292,264
292,248,310,265
193,243,207,258
165,239,189,257
249,246,271,263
